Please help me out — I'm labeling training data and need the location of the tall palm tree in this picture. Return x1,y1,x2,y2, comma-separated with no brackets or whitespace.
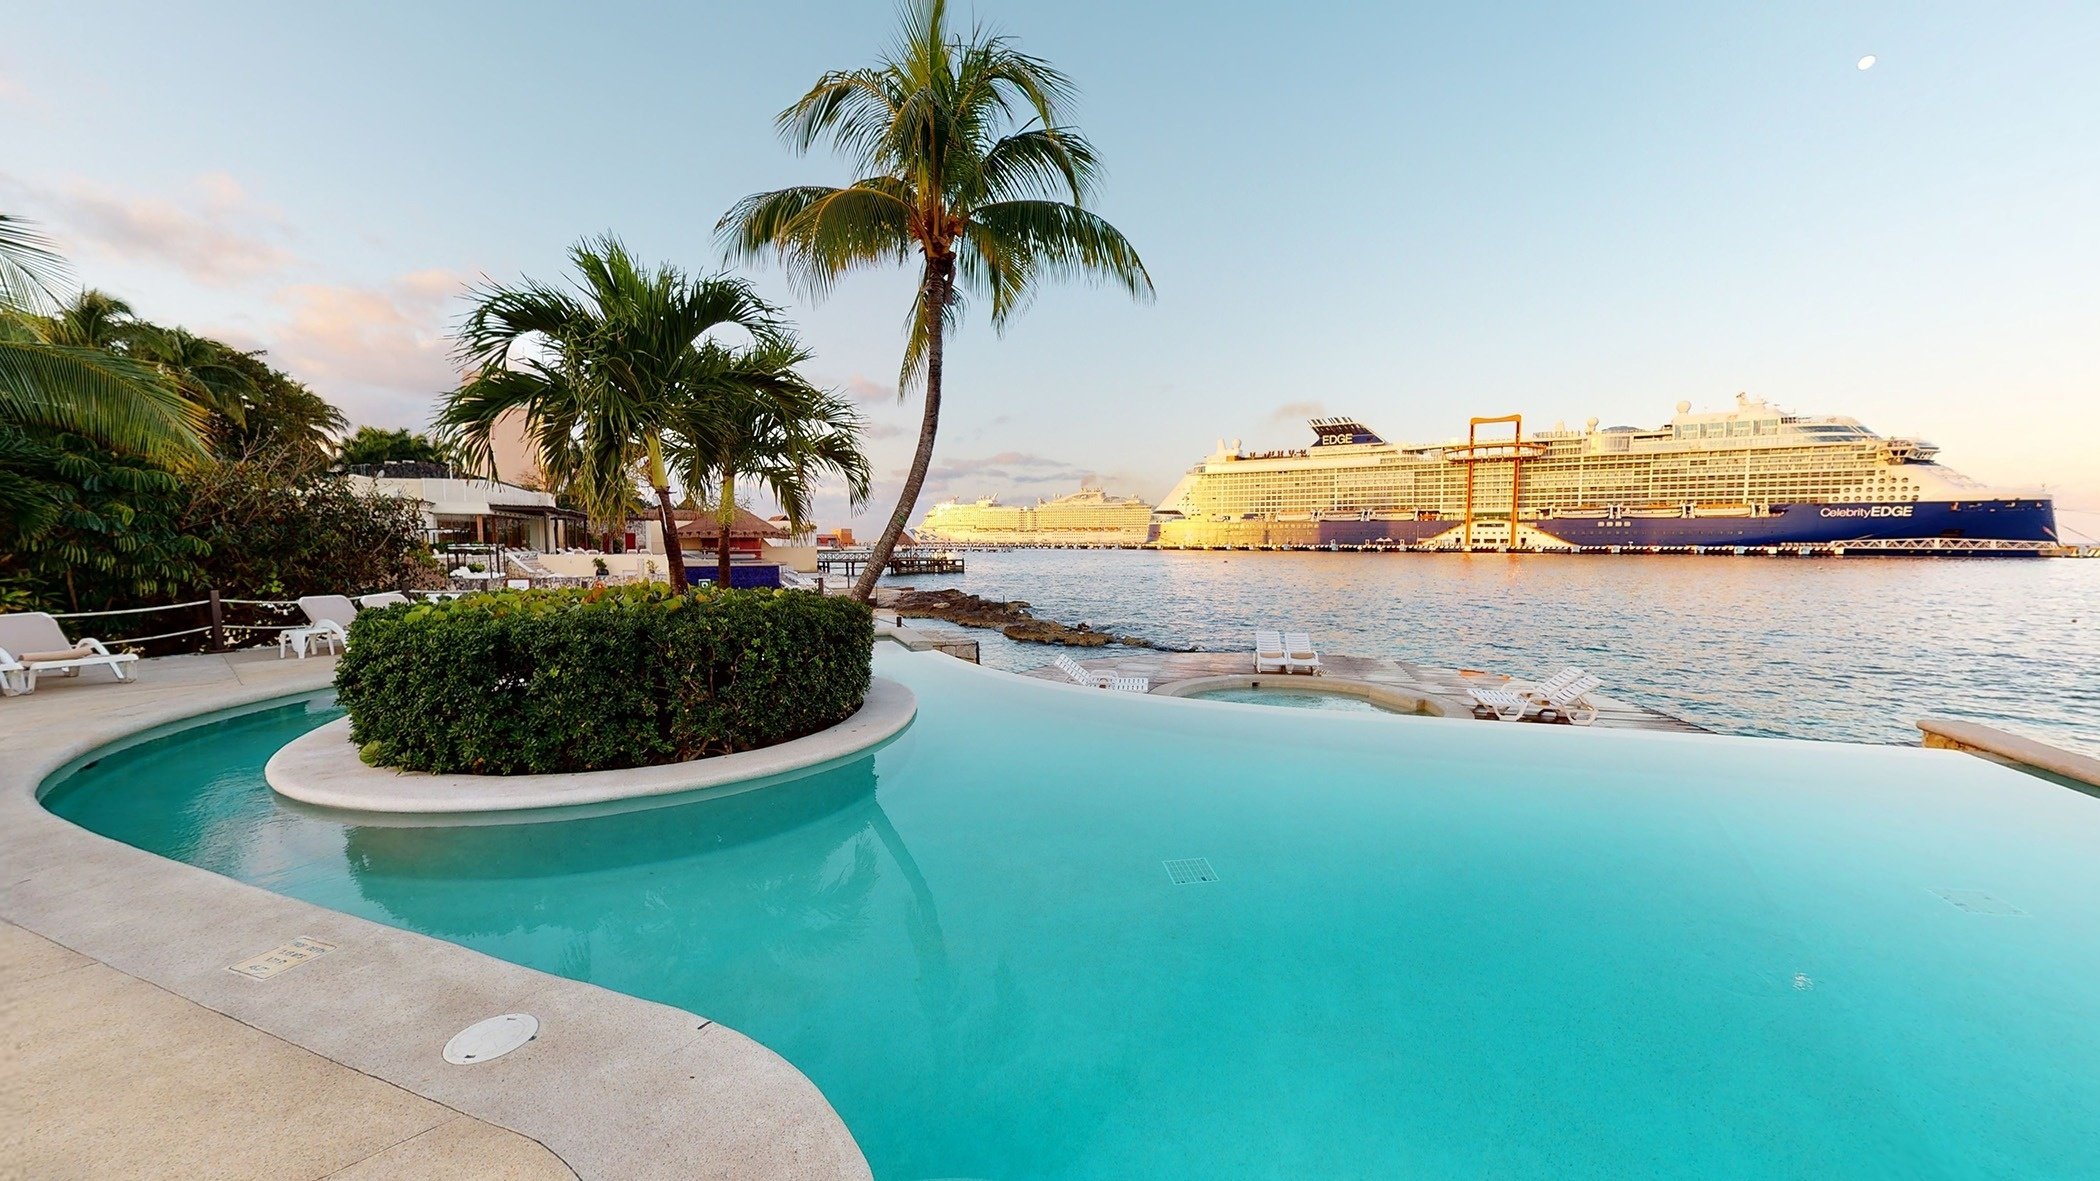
718,0,1153,601
666,337,873,586
441,235,786,592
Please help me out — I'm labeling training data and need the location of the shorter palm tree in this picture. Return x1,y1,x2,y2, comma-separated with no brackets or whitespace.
666,337,872,586
441,236,786,592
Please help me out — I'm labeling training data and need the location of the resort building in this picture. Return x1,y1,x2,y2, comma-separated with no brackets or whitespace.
345,461,586,551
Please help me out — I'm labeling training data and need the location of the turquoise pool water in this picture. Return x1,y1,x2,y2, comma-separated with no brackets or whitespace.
1192,686,1394,713
42,647,2100,1178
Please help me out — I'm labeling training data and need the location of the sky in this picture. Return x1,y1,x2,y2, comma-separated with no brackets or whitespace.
5,1,2097,527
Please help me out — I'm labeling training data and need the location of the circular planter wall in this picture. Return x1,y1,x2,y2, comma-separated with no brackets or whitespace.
267,676,915,818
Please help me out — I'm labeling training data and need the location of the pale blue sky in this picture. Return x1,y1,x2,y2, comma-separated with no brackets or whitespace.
5,1,2097,522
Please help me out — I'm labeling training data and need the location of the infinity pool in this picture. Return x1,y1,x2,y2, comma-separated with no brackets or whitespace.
42,646,2100,1178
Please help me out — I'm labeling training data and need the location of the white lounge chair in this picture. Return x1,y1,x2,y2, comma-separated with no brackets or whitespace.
1529,673,1604,726
280,594,357,659
1052,653,1114,689
357,592,410,609
0,612,138,695
1468,667,1604,725
1283,632,1321,675
1254,630,1288,674
1106,673,1150,694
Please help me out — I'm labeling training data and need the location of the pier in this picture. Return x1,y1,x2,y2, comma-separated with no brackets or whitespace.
817,549,966,578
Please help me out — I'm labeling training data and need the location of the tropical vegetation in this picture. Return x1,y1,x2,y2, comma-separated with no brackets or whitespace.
665,335,872,586
440,234,869,591
0,214,434,619
720,0,1151,599
336,584,875,774
335,425,454,471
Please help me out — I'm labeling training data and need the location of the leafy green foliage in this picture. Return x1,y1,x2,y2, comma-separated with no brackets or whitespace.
439,236,795,593
0,429,210,610
335,425,454,470
336,585,875,774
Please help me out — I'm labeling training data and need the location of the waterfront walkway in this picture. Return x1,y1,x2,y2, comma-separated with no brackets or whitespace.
1027,648,1710,733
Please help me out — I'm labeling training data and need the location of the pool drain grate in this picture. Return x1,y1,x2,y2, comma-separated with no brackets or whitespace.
1163,857,1218,885
1931,888,2025,916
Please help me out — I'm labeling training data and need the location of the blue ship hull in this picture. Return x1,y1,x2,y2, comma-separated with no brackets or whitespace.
1532,500,2057,548
1157,500,2057,552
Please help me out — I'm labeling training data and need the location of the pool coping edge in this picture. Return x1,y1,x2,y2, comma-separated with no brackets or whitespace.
0,654,874,1181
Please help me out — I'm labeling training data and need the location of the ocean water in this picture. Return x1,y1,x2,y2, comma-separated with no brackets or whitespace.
43,648,2100,1179
879,549,2100,757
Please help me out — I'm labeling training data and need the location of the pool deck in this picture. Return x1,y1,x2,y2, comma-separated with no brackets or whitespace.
0,649,870,1181
1026,648,1711,733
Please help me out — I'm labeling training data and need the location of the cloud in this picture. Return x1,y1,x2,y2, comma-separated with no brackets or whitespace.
843,374,898,402
1269,399,1326,422
218,270,472,428
4,171,296,286
860,421,907,440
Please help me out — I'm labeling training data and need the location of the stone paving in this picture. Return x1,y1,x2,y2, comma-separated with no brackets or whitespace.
1024,647,1709,733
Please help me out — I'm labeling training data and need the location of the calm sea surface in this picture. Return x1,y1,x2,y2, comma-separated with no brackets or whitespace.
879,549,2100,757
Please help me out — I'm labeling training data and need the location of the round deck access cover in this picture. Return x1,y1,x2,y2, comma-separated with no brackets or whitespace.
444,1013,538,1064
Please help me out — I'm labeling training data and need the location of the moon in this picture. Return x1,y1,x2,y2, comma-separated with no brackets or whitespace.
1857,54,1877,70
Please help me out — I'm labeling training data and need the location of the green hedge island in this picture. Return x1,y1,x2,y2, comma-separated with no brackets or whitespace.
335,585,874,775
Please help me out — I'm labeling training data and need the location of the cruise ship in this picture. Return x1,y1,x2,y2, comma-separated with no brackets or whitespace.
919,488,1156,545
1156,396,2056,553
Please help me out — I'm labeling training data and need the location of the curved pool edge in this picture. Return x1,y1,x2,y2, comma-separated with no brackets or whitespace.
267,676,916,817
1153,672,1448,715
0,651,872,1181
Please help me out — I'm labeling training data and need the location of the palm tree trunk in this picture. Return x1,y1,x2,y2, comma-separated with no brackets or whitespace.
646,434,688,592
854,257,952,602
716,463,736,589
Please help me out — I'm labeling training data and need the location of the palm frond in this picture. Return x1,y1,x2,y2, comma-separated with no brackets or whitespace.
0,339,209,465
0,214,70,314
965,199,1153,326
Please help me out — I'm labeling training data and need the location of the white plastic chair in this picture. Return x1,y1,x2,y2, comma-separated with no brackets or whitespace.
1283,632,1321,675
1052,653,1114,689
1254,630,1288,673
0,612,138,695
279,595,357,659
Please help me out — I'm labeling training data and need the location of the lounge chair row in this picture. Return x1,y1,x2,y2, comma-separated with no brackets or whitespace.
1467,666,1604,726
1051,654,1149,693
1254,630,1321,675
0,591,419,695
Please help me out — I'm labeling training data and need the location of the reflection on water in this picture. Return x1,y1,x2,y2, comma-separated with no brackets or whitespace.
886,549,2100,755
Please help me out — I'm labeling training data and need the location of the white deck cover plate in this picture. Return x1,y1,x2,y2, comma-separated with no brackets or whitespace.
444,1013,539,1064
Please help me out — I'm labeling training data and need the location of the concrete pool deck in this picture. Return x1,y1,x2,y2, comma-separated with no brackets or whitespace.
0,649,870,1180
1029,648,1711,733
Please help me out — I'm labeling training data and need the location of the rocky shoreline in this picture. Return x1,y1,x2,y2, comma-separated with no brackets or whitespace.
876,588,1159,648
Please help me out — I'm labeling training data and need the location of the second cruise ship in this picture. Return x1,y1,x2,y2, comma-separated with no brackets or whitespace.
919,488,1156,545
1156,395,2056,553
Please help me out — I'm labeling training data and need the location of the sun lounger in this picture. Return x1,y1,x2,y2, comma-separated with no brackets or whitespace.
357,592,410,609
1529,673,1604,726
1254,630,1288,673
1283,632,1321,675
280,594,357,659
1468,667,1604,725
0,612,139,695
1107,674,1150,694
1052,653,1114,688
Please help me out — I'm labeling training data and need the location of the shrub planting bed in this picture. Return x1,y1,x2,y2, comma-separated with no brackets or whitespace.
335,585,873,774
